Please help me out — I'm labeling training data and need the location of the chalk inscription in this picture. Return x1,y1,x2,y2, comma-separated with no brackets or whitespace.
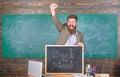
52,48,75,70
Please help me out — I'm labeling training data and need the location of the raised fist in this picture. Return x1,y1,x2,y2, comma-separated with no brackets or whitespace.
50,3,58,10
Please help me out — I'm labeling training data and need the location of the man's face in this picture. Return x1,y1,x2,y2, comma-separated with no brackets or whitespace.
67,18,77,30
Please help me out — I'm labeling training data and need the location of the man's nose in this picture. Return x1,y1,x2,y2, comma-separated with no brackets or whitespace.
70,22,73,24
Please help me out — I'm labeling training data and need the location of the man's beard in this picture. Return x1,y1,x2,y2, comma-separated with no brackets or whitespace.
67,25,76,34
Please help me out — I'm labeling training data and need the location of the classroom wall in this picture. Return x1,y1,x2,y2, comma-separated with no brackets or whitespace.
0,0,120,77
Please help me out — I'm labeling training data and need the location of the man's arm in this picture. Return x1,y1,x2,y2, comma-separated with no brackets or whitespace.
76,32,85,51
50,3,63,32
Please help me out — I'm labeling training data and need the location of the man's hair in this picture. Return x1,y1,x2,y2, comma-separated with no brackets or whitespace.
67,14,78,21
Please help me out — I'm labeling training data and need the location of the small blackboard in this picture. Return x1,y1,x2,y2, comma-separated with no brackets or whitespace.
45,45,84,74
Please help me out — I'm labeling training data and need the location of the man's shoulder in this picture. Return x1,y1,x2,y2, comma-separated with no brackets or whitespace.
77,30,84,36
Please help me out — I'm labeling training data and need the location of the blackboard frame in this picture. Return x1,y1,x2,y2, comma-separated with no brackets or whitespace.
45,45,84,74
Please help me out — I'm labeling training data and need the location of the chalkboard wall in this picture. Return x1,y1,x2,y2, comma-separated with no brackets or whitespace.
2,14,58,58
2,14,118,58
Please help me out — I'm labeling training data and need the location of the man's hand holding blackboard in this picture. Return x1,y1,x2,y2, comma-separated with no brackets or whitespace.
76,42,84,51
76,42,83,46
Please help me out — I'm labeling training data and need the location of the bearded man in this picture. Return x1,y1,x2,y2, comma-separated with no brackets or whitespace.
50,3,84,47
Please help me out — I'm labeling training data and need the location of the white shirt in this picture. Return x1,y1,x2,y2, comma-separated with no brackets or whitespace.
65,32,78,45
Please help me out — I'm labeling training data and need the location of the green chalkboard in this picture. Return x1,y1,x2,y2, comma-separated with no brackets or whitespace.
2,14,118,58
2,14,58,58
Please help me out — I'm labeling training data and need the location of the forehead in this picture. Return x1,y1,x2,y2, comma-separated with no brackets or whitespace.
68,18,76,21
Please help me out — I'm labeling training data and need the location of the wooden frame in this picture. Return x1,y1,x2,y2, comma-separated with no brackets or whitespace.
45,45,84,75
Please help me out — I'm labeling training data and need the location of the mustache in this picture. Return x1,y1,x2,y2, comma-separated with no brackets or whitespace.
68,25,76,28
68,25,74,27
